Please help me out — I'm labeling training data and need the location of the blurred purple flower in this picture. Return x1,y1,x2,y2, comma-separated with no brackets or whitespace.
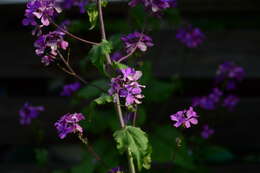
54,113,85,139
192,88,223,110
108,166,123,173
216,61,245,90
111,51,123,61
22,0,62,27
19,103,45,125
109,67,145,107
129,0,177,16
201,125,214,139
121,32,153,54
60,82,81,96
222,95,239,111
61,0,88,13
170,107,198,128
176,25,205,48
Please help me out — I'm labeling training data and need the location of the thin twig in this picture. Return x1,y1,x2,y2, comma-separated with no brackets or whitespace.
78,134,109,168
52,22,100,46
57,51,107,92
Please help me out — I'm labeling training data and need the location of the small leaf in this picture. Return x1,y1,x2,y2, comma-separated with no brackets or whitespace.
113,126,152,171
87,7,98,30
94,93,113,105
88,40,113,74
112,61,129,70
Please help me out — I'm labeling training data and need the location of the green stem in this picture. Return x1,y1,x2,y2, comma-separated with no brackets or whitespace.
128,148,136,173
96,1,136,172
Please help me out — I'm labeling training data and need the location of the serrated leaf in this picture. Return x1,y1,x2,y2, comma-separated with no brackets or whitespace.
88,40,112,74
113,126,152,171
94,93,112,105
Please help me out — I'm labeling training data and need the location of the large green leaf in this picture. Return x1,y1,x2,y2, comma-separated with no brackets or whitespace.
113,126,152,171
88,40,113,74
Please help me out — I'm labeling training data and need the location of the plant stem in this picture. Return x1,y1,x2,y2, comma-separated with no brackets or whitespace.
96,1,136,173
52,21,100,45
128,148,136,173
78,134,108,168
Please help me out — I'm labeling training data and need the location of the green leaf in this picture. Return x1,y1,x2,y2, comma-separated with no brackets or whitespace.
87,7,98,30
113,126,152,171
94,93,113,105
112,61,129,70
88,40,113,74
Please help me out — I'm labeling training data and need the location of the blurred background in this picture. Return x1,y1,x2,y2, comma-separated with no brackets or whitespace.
0,0,260,172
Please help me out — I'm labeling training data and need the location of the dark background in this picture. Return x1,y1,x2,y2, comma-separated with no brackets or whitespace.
0,0,260,172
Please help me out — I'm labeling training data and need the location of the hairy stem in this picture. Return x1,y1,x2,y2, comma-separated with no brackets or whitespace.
128,148,136,173
96,1,136,172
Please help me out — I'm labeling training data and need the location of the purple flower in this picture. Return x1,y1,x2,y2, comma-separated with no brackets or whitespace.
109,67,145,107
201,125,214,139
54,113,85,139
192,88,223,110
111,51,123,61
176,25,205,48
19,103,45,125
108,166,123,173
222,95,239,111
23,0,62,27
170,107,198,128
34,30,68,65
61,0,88,13
60,82,81,96
129,0,177,16
121,32,153,54
216,62,245,90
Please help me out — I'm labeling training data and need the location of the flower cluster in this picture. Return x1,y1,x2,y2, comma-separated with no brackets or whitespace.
19,103,45,125
201,125,214,139
54,113,85,139
170,107,198,128
129,0,177,16
216,61,245,90
22,0,62,27
222,95,239,111
34,30,69,65
192,62,245,111
192,88,223,110
61,0,88,13
176,25,205,48
60,82,81,96
121,32,154,54
109,68,145,107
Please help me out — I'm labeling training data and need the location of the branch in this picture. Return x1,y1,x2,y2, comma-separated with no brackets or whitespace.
52,22,100,46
